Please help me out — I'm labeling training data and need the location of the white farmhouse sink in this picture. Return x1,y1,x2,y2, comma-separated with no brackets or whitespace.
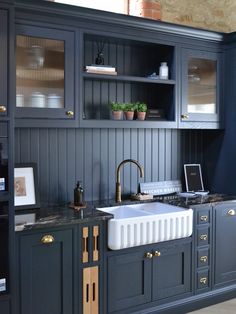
97,202,193,250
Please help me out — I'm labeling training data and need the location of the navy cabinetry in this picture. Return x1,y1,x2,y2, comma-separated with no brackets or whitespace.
180,48,221,129
213,203,236,288
15,23,76,127
107,238,192,313
192,205,212,294
16,228,73,314
0,1,14,313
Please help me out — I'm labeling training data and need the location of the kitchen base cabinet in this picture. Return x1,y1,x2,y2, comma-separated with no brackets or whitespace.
17,228,73,314
214,203,236,288
0,299,10,314
107,238,192,313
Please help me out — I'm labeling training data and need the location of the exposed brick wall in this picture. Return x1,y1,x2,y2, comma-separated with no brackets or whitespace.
129,0,161,20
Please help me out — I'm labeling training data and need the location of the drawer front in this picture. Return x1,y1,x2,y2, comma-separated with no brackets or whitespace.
197,269,210,290
197,227,209,246
197,210,210,225
197,248,209,268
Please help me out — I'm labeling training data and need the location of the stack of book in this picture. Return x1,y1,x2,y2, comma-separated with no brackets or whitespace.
85,64,117,75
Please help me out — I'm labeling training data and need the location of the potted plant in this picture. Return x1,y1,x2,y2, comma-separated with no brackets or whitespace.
110,102,124,120
136,102,147,120
123,103,136,120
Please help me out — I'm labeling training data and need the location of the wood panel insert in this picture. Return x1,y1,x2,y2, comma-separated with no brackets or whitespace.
82,227,89,263
93,225,99,262
83,266,99,314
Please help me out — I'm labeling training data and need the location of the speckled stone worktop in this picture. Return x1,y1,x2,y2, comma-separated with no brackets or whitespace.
15,194,236,232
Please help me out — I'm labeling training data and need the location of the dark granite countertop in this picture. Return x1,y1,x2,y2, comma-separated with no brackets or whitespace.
15,193,236,232
15,204,113,232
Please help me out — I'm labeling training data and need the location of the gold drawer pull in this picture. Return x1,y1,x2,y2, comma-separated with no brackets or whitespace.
200,234,208,241
0,105,6,113
41,234,55,244
153,250,161,257
228,209,235,216
145,252,153,259
66,110,74,117
200,256,208,263
200,215,208,222
181,114,189,119
200,277,207,285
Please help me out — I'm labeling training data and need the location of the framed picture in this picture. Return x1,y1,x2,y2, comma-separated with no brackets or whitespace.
14,163,40,210
184,164,204,192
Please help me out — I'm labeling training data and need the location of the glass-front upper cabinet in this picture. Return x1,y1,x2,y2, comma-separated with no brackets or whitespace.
15,24,75,123
181,49,220,127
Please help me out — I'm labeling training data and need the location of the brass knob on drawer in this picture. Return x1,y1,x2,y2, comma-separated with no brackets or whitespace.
145,252,153,259
199,277,207,285
227,209,235,216
41,234,55,244
200,256,208,263
181,114,189,119
0,105,6,113
154,250,161,257
200,234,208,241
200,215,208,222
66,111,74,117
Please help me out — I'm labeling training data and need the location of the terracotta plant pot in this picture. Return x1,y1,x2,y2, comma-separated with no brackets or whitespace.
112,110,123,120
124,111,134,120
137,112,146,120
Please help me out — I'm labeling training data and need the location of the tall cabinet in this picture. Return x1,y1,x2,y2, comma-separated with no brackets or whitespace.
0,1,14,314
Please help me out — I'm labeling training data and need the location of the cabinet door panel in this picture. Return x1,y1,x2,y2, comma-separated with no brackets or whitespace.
108,250,151,312
214,204,236,285
0,9,8,117
19,229,73,314
0,299,9,314
152,241,191,300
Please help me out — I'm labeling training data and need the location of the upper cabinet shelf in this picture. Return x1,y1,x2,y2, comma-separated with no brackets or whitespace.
83,72,176,85
81,32,177,128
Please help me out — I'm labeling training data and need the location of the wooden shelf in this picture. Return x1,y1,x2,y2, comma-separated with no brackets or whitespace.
83,72,175,85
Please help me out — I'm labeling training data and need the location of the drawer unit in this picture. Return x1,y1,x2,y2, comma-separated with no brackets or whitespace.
197,209,210,225
197,269,210,291
197,248,209,268
193,205,212,294
197,227,210,246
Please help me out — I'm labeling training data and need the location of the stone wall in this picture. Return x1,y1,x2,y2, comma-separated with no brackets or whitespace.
129,0,236,33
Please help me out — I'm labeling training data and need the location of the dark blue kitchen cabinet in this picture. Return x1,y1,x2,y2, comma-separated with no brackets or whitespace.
16,228,73,314
15,23,77,128
180,48,221,129
107,237,192,313
213,203,236,288
0,299,10,314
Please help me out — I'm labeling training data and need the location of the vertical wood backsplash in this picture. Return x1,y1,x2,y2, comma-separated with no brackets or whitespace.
15,128,182,206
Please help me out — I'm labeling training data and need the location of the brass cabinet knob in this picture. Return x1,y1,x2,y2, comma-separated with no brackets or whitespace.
227,209,236,216
200,215,208,222
154,250,161,257
200,256,208,263
0,105,6,113
199,277,207,285
145,252,153,259
66,111,74,117
200,234,208,241
181,114,189,119
41,234,55,244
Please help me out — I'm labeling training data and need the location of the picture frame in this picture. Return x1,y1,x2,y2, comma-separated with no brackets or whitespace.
14,163,40,210
184,164,204,192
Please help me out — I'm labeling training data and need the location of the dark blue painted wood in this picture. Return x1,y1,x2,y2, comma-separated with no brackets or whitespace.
15,128,183,205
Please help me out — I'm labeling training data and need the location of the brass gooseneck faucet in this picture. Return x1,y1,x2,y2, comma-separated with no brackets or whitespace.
115,159,144,203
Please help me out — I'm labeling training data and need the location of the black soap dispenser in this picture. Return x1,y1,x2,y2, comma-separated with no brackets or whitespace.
74,181,84,206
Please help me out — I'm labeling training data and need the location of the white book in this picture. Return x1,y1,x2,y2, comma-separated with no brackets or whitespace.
85,65,116,72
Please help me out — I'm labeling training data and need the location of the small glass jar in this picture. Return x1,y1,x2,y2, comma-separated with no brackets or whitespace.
159,62,168,79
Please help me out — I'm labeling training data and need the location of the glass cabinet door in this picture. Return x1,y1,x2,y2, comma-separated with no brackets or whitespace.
15,25,75,120
181,49,220,123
